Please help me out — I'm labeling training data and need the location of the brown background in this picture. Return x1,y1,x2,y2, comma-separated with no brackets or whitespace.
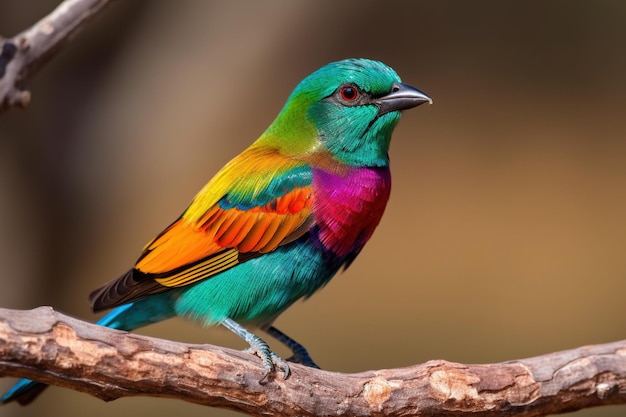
1,1,626,416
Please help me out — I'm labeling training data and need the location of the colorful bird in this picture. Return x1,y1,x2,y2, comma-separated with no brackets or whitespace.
1,58,431,405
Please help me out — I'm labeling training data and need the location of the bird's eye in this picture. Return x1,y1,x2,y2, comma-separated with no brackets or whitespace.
340,85,358,102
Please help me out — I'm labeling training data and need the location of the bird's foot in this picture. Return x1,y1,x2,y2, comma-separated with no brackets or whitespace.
221,318,290,382
263,324,320,369
244,347,291,382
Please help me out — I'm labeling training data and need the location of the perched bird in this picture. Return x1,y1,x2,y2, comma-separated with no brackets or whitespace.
1,58,431,405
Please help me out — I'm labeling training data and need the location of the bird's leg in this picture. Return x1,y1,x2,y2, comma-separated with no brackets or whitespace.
262,325,320,369
221,318,290,380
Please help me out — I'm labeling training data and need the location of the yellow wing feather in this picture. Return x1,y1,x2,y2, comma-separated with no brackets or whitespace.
134,146,314,289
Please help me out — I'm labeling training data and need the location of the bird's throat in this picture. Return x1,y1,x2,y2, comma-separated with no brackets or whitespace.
311,166,391,257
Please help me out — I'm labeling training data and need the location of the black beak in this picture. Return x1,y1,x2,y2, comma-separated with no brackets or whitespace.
376,82,432,116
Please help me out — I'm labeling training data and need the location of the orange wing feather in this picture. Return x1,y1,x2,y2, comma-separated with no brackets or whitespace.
135,185,313,288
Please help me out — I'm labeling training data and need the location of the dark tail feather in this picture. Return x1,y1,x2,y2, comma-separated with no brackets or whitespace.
89,268,168,312
1,379,47,405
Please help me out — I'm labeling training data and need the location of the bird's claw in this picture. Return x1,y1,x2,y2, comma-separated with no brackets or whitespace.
261,325,320,370
244,347,291,382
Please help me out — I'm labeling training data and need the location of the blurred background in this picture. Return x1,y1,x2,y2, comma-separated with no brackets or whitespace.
1,1,626,416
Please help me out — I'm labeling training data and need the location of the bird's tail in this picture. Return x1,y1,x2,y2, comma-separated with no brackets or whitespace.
1,295,175,406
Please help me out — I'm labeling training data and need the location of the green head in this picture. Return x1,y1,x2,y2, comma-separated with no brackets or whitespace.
260,58,431,167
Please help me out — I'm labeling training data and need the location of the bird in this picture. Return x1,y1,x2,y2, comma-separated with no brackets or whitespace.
1,58,431,405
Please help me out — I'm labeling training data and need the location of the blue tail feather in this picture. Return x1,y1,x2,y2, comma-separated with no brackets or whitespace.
1,379,46,405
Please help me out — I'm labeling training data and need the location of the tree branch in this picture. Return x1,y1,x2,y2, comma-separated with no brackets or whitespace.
1,307,625,416
0,0,115,112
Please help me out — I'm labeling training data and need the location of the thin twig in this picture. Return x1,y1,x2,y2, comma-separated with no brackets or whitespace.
0,0,115,111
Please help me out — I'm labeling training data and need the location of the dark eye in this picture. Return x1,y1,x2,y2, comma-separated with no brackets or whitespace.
340,85,358,102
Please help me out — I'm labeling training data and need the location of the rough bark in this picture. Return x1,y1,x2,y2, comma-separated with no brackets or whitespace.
1,306,625,416
0,0,115,111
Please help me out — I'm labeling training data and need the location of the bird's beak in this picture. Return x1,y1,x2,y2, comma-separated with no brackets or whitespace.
376,82,432,116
